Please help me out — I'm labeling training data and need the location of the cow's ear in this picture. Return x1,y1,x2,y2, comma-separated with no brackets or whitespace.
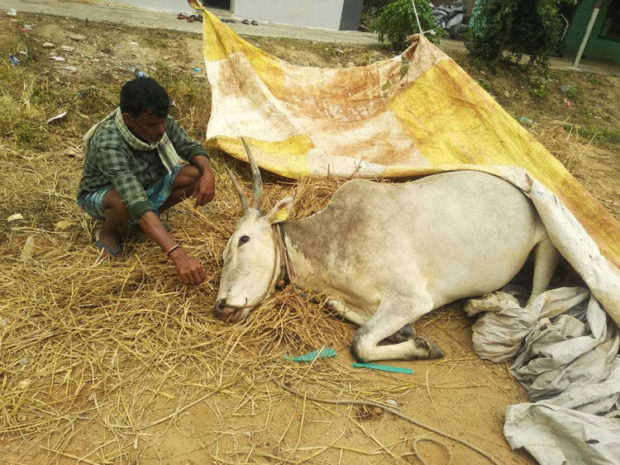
266,197,294,224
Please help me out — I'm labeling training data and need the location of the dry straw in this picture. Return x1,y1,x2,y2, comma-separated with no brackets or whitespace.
1,159,422,462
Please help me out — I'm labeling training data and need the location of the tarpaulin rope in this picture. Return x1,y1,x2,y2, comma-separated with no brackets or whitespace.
411,0,423,35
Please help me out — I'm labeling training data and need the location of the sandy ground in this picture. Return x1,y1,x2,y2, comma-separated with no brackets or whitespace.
0,10,618,465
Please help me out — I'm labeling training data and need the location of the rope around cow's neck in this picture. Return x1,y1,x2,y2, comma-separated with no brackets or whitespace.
255,223,293,308
273,222,296,288
255,226,284,307
275,381,499,465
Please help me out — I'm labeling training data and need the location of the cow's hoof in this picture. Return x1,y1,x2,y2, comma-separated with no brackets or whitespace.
413,337,429,349
428,346,444,359
413,337,444,359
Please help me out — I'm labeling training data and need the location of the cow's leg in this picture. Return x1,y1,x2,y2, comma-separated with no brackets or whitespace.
384,324,416,343
327,298,415,341
527,238,559,305
326,298,366,326
350,294,442,362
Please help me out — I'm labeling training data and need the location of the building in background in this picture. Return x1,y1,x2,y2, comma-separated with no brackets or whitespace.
564,0,620,64
202,0,364,31
112,0,363,31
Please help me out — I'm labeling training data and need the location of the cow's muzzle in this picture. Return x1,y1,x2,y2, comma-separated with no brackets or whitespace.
214,298,250,323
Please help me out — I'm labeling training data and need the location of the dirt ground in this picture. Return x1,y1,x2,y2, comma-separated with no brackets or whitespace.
0,12,618,465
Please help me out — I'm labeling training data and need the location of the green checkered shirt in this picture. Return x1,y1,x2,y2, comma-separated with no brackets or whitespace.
78,116,207,219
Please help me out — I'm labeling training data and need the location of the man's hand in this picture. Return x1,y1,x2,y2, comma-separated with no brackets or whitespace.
191,158,215,208
136,211,206,285
169,248,206,285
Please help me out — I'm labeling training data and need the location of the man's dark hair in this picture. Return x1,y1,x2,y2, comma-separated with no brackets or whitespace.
120,77,170,118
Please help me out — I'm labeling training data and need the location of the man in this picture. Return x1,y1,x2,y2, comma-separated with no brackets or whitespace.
77,77,215,285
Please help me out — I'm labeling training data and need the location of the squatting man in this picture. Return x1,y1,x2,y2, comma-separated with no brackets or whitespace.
76,77,215,285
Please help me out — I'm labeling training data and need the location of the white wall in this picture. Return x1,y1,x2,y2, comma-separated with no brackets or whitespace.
233,0,362,31
113,0,193,13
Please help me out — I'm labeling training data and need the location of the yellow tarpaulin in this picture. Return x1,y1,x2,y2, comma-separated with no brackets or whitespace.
191,3,619,322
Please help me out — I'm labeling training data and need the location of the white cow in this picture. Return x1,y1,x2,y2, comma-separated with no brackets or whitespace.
215,140,559,362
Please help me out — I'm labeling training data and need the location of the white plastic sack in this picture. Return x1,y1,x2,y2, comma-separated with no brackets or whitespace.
510,292,618,401
464,287,590,363
504,360,620,465
467,287,620,465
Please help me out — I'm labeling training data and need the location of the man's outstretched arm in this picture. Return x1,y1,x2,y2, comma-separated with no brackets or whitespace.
137,211,206,285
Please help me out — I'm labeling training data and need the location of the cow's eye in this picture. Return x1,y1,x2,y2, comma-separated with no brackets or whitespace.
238,235,250,246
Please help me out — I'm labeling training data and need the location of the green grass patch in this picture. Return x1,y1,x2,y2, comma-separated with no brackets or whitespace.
562,124,620,145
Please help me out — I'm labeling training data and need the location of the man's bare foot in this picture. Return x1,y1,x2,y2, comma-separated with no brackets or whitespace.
95,225,123,259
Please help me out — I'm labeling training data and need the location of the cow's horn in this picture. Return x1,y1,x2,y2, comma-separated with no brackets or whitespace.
241,137,262,211
224,165,249,212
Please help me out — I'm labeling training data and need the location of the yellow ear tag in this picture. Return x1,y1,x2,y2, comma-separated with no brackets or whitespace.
274,208,288,222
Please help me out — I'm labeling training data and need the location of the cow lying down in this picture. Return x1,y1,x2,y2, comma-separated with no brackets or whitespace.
215,141,559,362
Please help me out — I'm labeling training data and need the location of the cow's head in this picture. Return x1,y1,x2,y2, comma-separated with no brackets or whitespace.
214,139,293,323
